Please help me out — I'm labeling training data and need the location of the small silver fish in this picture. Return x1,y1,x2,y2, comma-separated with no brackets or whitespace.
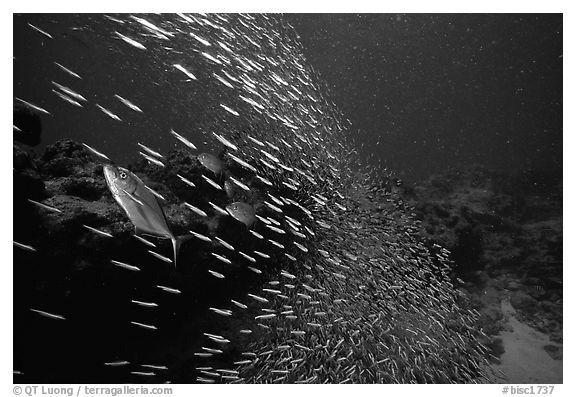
265,224,286,234
209,307,232,317
190,230,211,242
247,135,265,147
28,199,61,213
229,176,250,191
104,15,125,24
141,364,168,370
194,353,213,358
52,89,83,107
201,51,222,64
115,31,147,50
255,175,273,186
15,97,51,116
133,234,156,247
227,153,257,173
264,201,283,213
131,321,157,330
177,174,196,188
190,32,211,46
215,236,234,251
211,252,232,264
82,143,111,161
82,224,113,238
294,241,309,253
255,314,276,320
30,308,65,320
145,185,166,201
104,360,130,367
131,16,174,38
115,94,143,112
238,251,256,263
248,230,263,239
248,294,269,303
212,73,234,89
148,250,173,264
170,129,197,150
131,371,155,376
208,201,229,216
173,63,197,80
208,270,225,279
201,174,223,190
27,22,53,39
185,203,207,217
51,81,87,102
253,250,270,259
220,103,239,116
157,285,181,294
54,62,82,79
139,152,165,167
13,241,36,252
110,260,140,272
268,239,285,249
131,300,158,308
212,132,238,151
231,300,247,309
96,104,122,121
217,369,239,375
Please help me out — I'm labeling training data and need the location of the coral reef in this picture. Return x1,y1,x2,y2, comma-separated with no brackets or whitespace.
13,103,42,147
402,165,562,356
14,140,487,383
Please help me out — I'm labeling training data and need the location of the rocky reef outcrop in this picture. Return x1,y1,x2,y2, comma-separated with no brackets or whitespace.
401,165,562,357
14,140,490,384
14,140,273,383
14,103,42,147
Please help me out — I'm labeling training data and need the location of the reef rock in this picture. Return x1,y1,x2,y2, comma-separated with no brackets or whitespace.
14,103,42,146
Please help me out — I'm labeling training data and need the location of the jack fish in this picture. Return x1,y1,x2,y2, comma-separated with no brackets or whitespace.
103,164,190,267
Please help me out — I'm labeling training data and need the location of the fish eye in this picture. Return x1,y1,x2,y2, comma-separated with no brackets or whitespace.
119,171,127,179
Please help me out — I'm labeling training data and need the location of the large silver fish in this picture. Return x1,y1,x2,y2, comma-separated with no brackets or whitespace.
103,164,190,268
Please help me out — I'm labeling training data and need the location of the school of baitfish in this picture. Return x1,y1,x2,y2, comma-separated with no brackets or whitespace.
14,14,490,383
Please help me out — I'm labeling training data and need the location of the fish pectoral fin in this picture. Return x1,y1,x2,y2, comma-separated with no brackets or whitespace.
121,188,144,206
134,228,162,239
134,227,148,236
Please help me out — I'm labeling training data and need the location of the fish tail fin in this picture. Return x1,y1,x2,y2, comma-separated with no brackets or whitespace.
171,235,194,268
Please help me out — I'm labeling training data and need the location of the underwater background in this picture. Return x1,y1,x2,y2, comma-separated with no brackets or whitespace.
13,13,562,384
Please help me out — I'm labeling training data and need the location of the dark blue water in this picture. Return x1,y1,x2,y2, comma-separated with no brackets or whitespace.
288,14,562,182
14,14,562,182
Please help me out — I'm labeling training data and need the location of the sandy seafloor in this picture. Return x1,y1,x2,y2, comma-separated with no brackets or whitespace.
487,299,563,384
